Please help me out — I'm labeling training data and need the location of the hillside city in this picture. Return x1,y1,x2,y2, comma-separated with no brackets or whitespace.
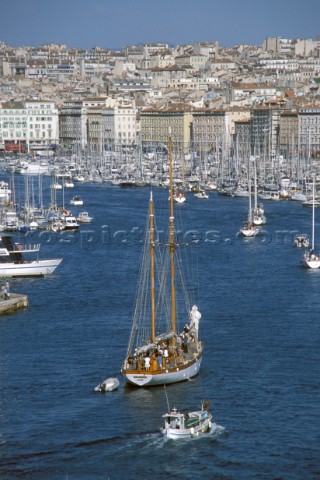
0,36,320,180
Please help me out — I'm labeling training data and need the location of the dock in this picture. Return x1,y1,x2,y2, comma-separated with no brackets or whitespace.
0,293,29,315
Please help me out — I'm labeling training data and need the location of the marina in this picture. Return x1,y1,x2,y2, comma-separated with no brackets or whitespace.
0,174,320,479
0,1,319,477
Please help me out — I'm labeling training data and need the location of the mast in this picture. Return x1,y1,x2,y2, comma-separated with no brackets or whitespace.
253,156,258,210
169,133,177,333
248,158,252,224
149,192,156,342
248,175,252,224
311,174,315,251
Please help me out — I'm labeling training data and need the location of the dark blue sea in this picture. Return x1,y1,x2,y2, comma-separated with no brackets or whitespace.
1,175,320,480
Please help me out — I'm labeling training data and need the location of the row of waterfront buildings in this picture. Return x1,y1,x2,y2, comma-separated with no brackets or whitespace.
0,36,320,162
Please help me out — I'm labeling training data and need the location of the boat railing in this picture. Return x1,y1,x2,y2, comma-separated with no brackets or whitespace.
13,243,41,253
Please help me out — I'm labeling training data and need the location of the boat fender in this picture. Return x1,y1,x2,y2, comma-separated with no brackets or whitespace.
190,427,195,436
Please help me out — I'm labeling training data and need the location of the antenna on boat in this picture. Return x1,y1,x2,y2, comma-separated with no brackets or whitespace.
164,384,170,412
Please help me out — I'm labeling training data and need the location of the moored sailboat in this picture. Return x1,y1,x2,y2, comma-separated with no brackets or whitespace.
301,175,320,269
239,160,260,237
121,135,203,387
252,157,266,226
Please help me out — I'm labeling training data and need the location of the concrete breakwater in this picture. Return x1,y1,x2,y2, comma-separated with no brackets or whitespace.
0,293,29,315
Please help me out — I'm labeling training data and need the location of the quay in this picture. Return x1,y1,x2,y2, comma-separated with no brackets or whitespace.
0,293,29,315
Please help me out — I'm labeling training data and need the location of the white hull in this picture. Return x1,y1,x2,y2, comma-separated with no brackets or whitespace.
123,355,202,387
194,193,208,199
174,196,186,204
77,212,93,223
94,377,119,392
163,416,212,439
20,165,50,175
291,193,307,202
253,215,266,225
240,227,260,237
301,258,320,269
233,190,249,197
0,259,63,277
259,193,280,201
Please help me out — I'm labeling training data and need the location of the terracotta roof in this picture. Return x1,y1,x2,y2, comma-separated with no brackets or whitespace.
283,88,295,97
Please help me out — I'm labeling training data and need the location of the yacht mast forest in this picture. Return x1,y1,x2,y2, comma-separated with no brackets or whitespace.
121,135,203,387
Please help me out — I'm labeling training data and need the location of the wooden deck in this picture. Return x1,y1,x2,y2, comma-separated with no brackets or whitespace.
0,293,29,315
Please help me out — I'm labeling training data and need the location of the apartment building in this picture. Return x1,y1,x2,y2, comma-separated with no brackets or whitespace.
0,100,59,154
59,98,108,151
140,103,193,151
104,102,138,149
263,38,296,55
191,108,226,155
233,119,252,159
278,111,299,159
175,54,207,71
231,82,279,105
299,107,320,158
250,107,282,158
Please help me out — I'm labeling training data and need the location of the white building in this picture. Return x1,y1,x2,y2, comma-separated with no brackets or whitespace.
104,102,139,148
0,100,59,154
25,100,59,152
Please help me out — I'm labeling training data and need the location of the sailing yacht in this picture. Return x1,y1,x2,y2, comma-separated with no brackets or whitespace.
301,175,320,269
121,136,203,387
239,161,260,237
252,157,266,226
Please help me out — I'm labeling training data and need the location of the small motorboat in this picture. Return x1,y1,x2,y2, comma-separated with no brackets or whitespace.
70,196,84,206
94,377,120,392
194,190,208,199
173,192,186,204
62,216,79,230
65,180,74,188
294,233,309,248
51,182,62,190
77,211,93,223
161,402,212,439
73,175,85,182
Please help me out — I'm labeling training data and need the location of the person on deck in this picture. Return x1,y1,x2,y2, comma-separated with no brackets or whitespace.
144,355,150,370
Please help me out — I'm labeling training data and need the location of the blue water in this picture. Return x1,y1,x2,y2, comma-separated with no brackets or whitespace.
1,177,320,479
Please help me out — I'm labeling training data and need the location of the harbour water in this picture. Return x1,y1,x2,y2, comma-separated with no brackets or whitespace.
1,178,320,479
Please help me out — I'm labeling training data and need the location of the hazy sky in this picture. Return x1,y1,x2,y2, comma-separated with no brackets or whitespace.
1,0,319,50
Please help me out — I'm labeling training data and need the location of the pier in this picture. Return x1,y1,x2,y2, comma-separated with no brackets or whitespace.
0,293,29,315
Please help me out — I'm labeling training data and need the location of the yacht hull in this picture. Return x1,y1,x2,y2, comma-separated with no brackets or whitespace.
122,355,202,387
0,259,63,278
240,228,260,237
301,258,320,269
